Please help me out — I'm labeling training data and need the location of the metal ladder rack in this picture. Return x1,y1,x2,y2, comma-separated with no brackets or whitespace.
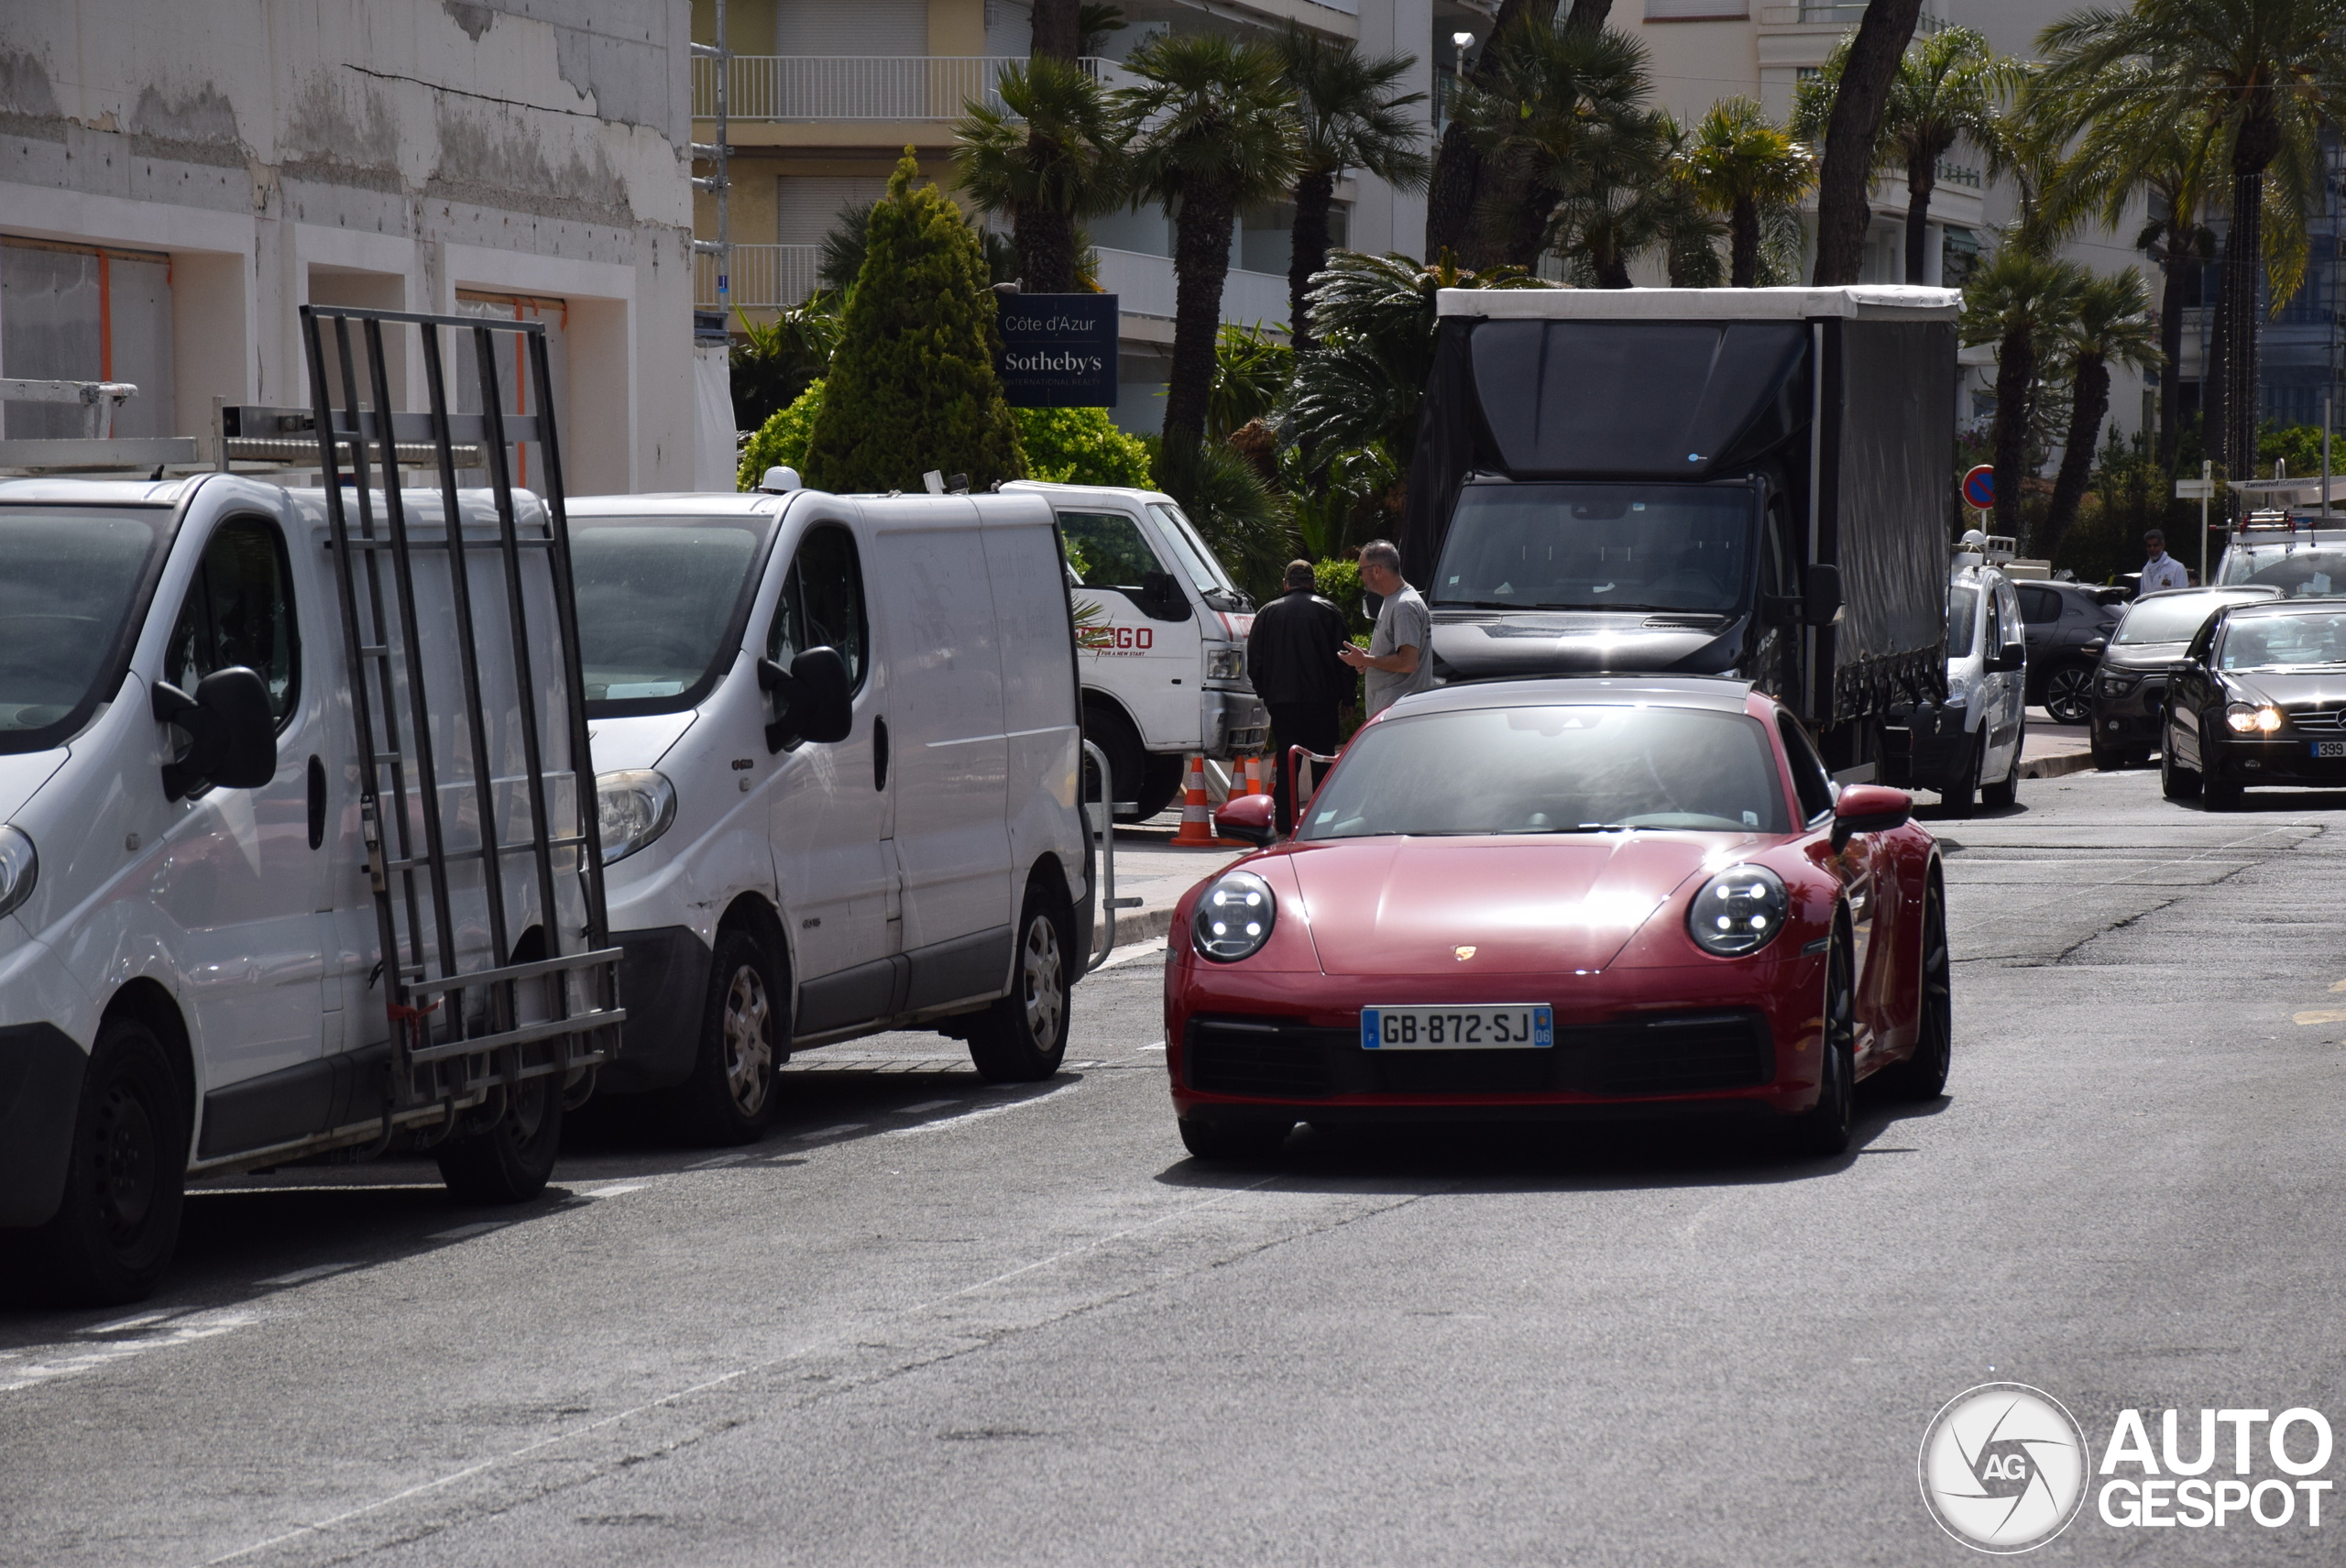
298,303,624,1131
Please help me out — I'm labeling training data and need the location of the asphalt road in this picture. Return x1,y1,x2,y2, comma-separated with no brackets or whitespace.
5,764,2345,1567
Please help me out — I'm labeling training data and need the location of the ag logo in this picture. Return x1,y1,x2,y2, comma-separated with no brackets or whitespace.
1918,1384,2090,1552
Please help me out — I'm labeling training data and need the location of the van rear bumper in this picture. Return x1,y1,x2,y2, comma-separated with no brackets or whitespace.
601,927,711,1094
0,1022,87,1228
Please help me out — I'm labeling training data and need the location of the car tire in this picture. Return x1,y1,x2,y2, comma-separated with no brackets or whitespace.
1135,753,1186,821
1178,1115,1293,1161
1940,729,1979,817
665,929,785,1146
965,884,1072,1083
2201,773,2242,811
1981,718,2022,809
1787,926,1856,1158
2044,663,2094,725
1880,881,1950,1102
2090,733,2123,772
2161,725,2201,801
437,1067,565,1204
27,1015,188,1306
1081,698,1146,818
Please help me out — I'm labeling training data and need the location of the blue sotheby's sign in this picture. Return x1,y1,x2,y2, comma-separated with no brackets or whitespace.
996,293,1118,408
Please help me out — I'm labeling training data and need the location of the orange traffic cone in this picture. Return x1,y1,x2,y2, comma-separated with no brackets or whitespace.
1244,755,1266,797
1169,754,1217,846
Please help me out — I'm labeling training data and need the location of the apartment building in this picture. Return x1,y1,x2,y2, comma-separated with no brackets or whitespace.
691,0,1482,433
0,1,710,494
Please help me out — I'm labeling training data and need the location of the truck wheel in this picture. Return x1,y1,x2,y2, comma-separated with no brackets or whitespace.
1081,698,1146,817
1135,753,1186,821
667,929,784,1146
437,1069,565,1204
28,1016,187,1305
1940,731,1979,818
965,886,1071,1083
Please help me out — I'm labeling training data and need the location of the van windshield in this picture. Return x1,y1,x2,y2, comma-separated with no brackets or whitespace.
569,517,773,714
2218,543,2346,597
0,505,170,754
1432,481,1756,614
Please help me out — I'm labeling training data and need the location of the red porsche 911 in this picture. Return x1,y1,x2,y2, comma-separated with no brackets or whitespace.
1168,677,1949,1161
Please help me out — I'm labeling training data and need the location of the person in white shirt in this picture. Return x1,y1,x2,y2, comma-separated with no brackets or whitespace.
2141,530,2189,594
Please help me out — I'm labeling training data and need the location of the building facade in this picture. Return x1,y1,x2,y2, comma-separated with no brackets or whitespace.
0,1,704,495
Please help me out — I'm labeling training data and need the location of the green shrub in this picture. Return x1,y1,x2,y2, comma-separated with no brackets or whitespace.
803,151,1025,493
1015,406,1154,486
737,378,826,489
1311,557,1373,637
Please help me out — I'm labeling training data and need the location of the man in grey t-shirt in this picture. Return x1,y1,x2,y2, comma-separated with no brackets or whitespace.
1340,539,1434,717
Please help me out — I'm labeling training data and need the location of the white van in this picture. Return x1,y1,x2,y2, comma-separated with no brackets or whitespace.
1926,551,2029,815
0,472,616,1302
1003,483,1269,819
565,487,1094,1143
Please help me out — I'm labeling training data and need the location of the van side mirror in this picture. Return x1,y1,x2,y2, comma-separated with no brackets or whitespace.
1802,564,1843,627
758,645,853,752
1213,791,1277,847
1985,641,2026,673
1830,783,1912,850
154,667,277,799
1133,570,1194,623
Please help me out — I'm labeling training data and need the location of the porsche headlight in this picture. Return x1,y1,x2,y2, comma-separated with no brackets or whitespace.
1687,864,1788,958
2225,702,2282,733
0,826,37,922
595,770,676,865
1193,870,1276,962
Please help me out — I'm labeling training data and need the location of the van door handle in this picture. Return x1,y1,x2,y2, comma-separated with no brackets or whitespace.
306,755,327,850
873,717,890,792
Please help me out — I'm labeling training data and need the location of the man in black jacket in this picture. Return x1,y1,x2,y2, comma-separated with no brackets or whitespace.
1247,560,1354,833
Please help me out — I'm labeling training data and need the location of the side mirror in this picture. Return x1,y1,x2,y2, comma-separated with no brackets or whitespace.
154,667,277,799
1831,783,1912,850
1986,641,2026,673
1213,791,1277,847
1802,564,1843,627
1133,570,1194,623
757,645,853,752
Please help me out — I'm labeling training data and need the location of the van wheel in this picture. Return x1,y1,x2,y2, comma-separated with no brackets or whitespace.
1082,699,1146,817
965,888,1071,1083
1135,754,1186,820
437,1067,564,1203
668,929,784,1146
1940,731,1979,818
1980,724,2022,810
28,1016,187,1305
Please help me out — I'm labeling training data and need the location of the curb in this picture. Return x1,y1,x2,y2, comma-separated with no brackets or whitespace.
2020,751,2095,781
1099,905,1176,954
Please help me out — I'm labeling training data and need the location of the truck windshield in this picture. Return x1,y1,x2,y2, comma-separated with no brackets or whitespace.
1147,502,1249,613
569,517,773,714
0,505,170,754
1432,482,1755,614
2218,542,2346,597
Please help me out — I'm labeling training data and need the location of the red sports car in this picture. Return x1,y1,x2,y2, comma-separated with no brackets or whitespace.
1168,677,1948,1160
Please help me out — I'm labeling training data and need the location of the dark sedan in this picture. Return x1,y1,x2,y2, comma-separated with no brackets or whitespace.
2089,587,2281,769
2163,600,2346,808
2016,580,2125,723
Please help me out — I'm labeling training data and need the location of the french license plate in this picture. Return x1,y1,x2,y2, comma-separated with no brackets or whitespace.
2314,741,2346,758
1360,1004,1553,1050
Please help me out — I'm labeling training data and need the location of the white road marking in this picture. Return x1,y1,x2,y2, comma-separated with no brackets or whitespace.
884,1082,1080,1137
1139,1041,1167,1052
428,1222,507,1241
1091,936,1168,970
82,1310,178,1335
258,1263,361,1288
793,1123,870,1139
577,1182,652,1200
2,1309,260,1395
687,1152,752,1169
893,1099,962,1114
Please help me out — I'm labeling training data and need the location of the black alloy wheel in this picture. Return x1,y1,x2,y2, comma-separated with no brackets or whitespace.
1178,1115,1293,1161
668,928,786,1146
2160,722,2201,801
966,884,1073,1082
2044,663,2095,725
1882,882,1950,1101
29,1016,188,1305
1787,925,1857,1157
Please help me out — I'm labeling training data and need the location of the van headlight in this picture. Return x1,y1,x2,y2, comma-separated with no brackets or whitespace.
595,770,676,865
1193,870,1276,962
1686,864,1787,958
1205,645,1245,681
0,826,36,921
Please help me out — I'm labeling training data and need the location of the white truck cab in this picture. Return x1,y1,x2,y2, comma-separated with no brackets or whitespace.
1003,483,1269,819
567,487,1094,1143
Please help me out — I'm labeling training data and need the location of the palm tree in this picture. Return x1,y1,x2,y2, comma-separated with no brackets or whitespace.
1680,99,1815,288
953,58,1127,294
1960,247,2089,540
1119,33,1302,455
1276,27,1431,350
1548,113,1680,287
2042,269,2164,556
1794,27,2015,285
2035,0,2346,482
1809,0,1931,284
1453,20,1656,271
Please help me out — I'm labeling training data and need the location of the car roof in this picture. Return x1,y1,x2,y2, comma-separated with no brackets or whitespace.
2213,597,2346,620
2132,585,2282,605
1386,675,1758,718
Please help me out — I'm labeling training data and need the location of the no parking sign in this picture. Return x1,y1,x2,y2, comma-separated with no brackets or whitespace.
1961,465,1996,510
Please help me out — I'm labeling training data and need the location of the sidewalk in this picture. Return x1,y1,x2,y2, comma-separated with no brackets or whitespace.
2022,711,2094,779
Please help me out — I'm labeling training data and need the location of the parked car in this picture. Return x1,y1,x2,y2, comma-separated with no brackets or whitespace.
572,485,1096,1143
1174,676,1948,1161
1004,482,1269,821
2161,598,2346,809
2014,580,2125,723
2089,586,2281,769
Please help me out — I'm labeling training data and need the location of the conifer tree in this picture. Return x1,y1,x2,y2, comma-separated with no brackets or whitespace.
803,151,1025,493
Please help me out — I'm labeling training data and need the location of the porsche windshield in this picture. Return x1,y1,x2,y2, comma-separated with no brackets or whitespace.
0,505,170,753
569,517,773,714
1432,482,1756,614
1298,704,1790,839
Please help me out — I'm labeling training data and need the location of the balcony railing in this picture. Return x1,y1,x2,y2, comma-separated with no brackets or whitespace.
1936,161,1982,188
1759,5,1946,30
694,55,1115,122
696,246,826,312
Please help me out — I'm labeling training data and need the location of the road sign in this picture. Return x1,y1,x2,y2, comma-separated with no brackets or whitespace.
1960,464,1995,510
996,293,1119,408
2174,479,2217,499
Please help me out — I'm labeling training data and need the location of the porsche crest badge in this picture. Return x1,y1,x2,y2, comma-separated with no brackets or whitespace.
1453,946,1476,961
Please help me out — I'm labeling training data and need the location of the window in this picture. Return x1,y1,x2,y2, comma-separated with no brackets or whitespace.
1778,714,1836,823
1058,510,1161,591
769,524,869,692
571,517,773,713
166,518,299,726
0,503,171,753
2016,585,2061,624
454,291,568,492
1,237,174,440
1983,583,2005,652
1946,586,1979,658
1646,0,1748,16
